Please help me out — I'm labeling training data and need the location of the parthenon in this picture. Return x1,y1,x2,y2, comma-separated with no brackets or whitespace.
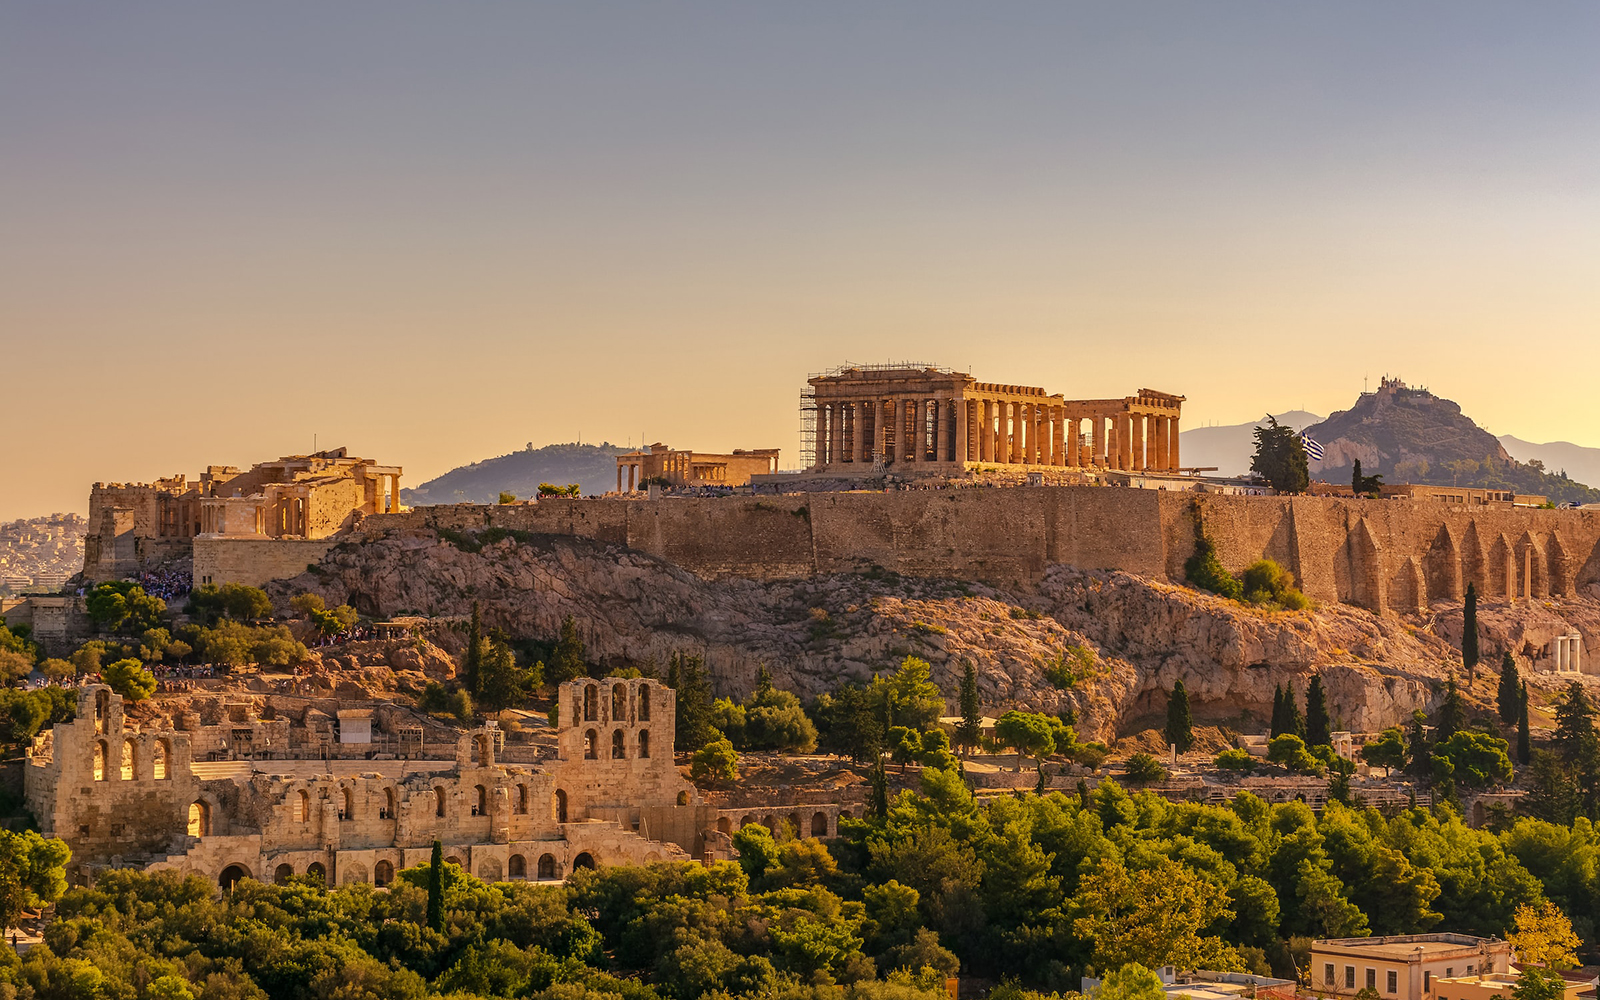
803,364,1184,475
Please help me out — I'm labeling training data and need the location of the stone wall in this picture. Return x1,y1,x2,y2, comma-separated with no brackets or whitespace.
192,537,340,589
364,492,1600,612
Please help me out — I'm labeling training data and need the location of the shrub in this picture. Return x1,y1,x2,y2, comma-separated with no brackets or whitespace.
1042,645,1097,689
1214,748,1257,773
1241,559,1309,610
104,659,156,703
1184,511,1243,600
1123,752,1167,785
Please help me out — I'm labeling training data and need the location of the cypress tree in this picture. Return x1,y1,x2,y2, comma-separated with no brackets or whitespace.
1498,651,1522,725
427,840,444,932
1462,584,1480,675
1436,678,1466,743
668,652,716,751
1270,685,1285,738
1517,683,1532,765
1407,710,1430,776
463,601,483,696
1164,678,1194,754
870,758,889,818
956,662,981,756
1305,675,1332,747
1284,683,1306,739
1351,460,1363,494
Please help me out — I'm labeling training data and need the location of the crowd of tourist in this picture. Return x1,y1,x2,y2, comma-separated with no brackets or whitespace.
135,566,192,602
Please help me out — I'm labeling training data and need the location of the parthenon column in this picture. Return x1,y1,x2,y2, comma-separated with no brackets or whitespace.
1008,402,1021,463
1066,416,1079,467
832,403,846,467
980,401,994,461
814,405,829,467
1049,406,1062,466
955,399,969,465
934,399,949,463
1152,417,1167,472
1091,417,1104,467
851,402,866,464
1021,403,1034,465
1168,417,1181,470
1132,414,1145,471
1118,414,1133,471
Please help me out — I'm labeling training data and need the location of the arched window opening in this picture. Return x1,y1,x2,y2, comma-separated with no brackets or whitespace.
612,684,626,720
93,740,106,781
572,852,596,870
188,800,211,837
219,864,249,892
296,789,311,823
153,739,170,780
445,855,463,867
638,684,651,721
717,816,732,834
584,730,598,760
811,812,829,837
554,789,569,824
472,784,487,817
274,863,294,884
508,854,527,879
305,862,326,884
475,735,491,766
434,787,447,818
611,730,625,759
839,810,852,821
583,684,598,722
741,814,755,828
537,853,558,879
380,787,395,820
638,729,650,759
676,790,689,806
374,860,394,887
121,739,136,780
95,690,110,733
340,787,353,821
787,813,801,838
516,784,528,815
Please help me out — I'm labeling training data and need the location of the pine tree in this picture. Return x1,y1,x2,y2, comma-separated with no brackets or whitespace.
1407,710,1431,776
1305,675,1332,747
1518,683,1532,765
475,637,522,711
427,840,444,932
1498,651,1522,725
1164,678,1194,754
1436,677,1466,743
546,616,587,684
463,601,483,695
956,662,981,756
1463,584,1480,676
668,652,716,751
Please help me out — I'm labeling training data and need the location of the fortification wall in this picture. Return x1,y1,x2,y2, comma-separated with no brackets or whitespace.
193,537,340,589
359,492,1600,613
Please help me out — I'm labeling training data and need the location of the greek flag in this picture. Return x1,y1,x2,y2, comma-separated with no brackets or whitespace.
1299,432,1325,461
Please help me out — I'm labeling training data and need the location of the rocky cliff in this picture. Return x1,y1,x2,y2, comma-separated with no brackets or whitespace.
273,529,1600,741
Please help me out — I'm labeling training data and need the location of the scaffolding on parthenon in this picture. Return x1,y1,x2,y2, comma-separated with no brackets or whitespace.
800,361,971,469
798,383,817,470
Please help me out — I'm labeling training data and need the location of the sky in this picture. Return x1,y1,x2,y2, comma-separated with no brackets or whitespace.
2,3,1597,518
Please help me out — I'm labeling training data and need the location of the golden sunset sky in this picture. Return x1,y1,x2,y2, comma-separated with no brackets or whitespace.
3,4,1597,517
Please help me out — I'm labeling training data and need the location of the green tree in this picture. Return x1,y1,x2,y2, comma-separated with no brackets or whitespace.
498,491,516,504
103,658,156,702
1551,682,1597,762
1124,753,1168,785
463,601,483,694
668,652,718,751
86,581,167,633
1270,684,1286,738
1280,682,1305,739
1351,459,1383,497
1214,748,1256,772
1435,678,1466,744
0,829,70,932
1360,727,1407,777
870,656,945,731
1517,684,1532,765
546,615,587,684
1185,506,1243,600
474,637,523,712
1431,731,1514,787
994,711,1056,772
738,674,818,752
1305,675,1332,748
1164,678,1194,753
426,840,444,931
1267,734,1323,774
1073,856,1241,972
1250,415,1309,494
956,662,981,756
1499,651,1522,725
691,738,738,782
1509,900,1580,970
1097,964,1168,1000
1510,968,1567,1000
1462,583,1480,675
1407,709,1431,775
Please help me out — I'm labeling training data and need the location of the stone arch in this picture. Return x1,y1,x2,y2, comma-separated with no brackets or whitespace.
153,738,170,780
516,784,529,814
380,787,396,820
741,814,756,828
444,855,463,867
478,856,503,881
374,860,394,887
274,863,294,884
584,730,598,760
676,790,689,806
340,787,353,820
612,683,627,720
584,684,598,722
341,861,369,885
121,738,136,780
762,815,776,832
508,854,526,879
475,734,493,767
638,729,650,758
219,864,251,892
572,852,596,870
839,810,852,822
93,739,107,781
537,853,557,879
472,784,487,817
306,861,326,883
787,812,802,837
434,786,447,818
188,800,211,837
611,729,625,759
554,789,569,823
94,689,110,733
811,812,829,837
639,684,651,721
1519,531,1547,598
296,789,312,823
716,816,732,834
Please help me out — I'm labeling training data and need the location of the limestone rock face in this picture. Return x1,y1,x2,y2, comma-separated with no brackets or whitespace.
273,532,1600,742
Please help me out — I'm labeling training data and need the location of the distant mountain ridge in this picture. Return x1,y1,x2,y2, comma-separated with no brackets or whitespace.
403,442,627,505
1177,411,1324,478
1499,436,1600,495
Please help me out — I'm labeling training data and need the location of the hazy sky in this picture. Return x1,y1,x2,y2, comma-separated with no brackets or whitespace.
3,3,1597,518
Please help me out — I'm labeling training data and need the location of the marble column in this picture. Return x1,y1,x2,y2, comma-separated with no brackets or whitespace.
955,399,969,465
935,399,949,463
851,401,866,464
981,401,994,461
1091,417,1104,467
1066,416,1080,467
1118,414,1133,471
1152,417,1168,472
1168,417,1181,470
1021,403,1034,465
1132,414,1145,472
1050,406,1063,466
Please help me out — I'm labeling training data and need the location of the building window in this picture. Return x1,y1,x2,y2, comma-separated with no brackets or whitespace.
1388,971,1398,994
1324,965,1335,986
1366,969,1376,991
1425,972,1432,992
1347,968,1356,989
1446,969,1453,979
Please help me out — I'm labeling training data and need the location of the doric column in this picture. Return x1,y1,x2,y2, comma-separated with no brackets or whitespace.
1065,416,1079,467
934,399,948,463
831,403,845,468
954,399,969,466
851,401,866,464
1049,407,1061,466
1151,417,1167,472
1004,402,1017,463
1091,416,1104,467
1576,637,1583,674
1168,417,1181,470
617,466,623,493
1116,414,1131,471
1132,414,1145,471
816,405,831,466
980,401,993,461
1020,403,1033,465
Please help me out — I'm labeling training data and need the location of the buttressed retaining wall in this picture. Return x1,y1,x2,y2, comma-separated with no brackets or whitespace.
359,491,1600,614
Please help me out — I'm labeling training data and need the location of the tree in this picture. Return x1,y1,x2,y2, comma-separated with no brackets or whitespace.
956,662,981,756
1463,584,1480,676
1509,900,1580,970
1250,416,1309,494
1097,964,1168,1000
1305,675,1331,748
463,602,483,695
1517,684,1532,765
427,841,445,931
870,656,945,731
1124,753,1168,785
1551,682,1596,762
1270,684,1286,738
1267,734,1322,774
498,491,516,505
1360,727,1407,777
1498,651,1522,724
1073,856,1240,973
86,582,167,634
103,658,156,702
1165,678,1194,753
546,616,587,684
1351,459,1383,498
1214,748,1256,773
474,637,523,712
1185,507,1243,600
691,738,738,782
1435,678,1466,744
0,829,70,932
1430,731,1513,787
1281,683,1305,739
1511,968,1567,1000
1407,710,1431,775
738,679,818,753
994,711,1056,772
668,652,718,751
